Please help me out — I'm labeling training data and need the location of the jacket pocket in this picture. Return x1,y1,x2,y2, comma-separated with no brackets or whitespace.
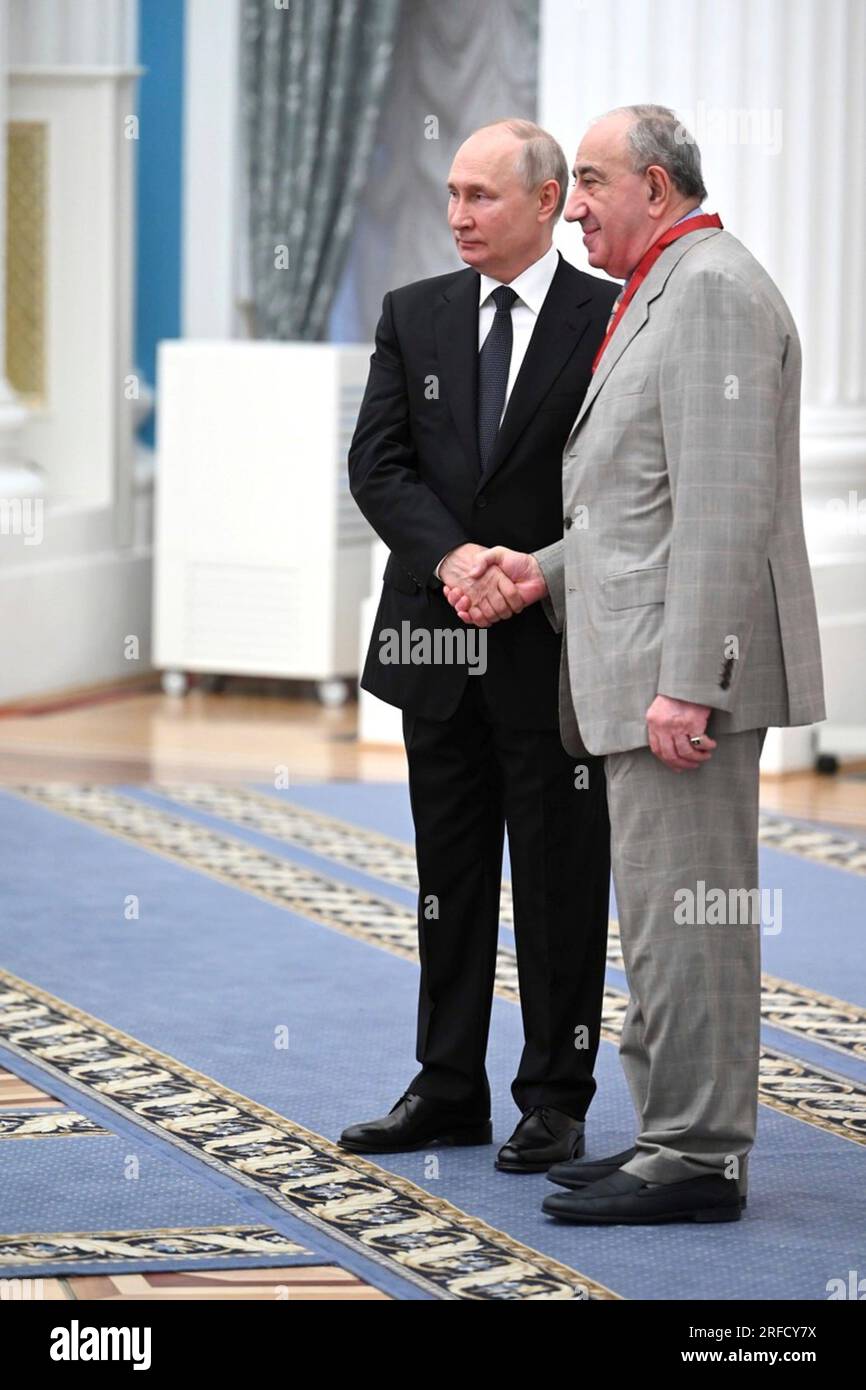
383,553,421,595
600,373,648,400
600,563,668,609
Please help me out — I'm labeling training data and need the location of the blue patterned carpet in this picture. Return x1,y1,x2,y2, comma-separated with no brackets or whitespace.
0,779,863,1300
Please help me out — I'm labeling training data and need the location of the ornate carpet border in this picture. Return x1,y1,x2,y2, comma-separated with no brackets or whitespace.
0,972,618,1302
0,1224,311,1272
8,782,866,1151
136,783,866,1066
0,1109,109,1138
758,813,866,875
150,782,866,876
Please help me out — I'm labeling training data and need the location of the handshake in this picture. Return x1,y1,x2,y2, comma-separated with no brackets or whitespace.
439,541,716,771
440,543,549,627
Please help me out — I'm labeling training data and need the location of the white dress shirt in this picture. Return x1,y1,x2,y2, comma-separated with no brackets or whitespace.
434,242,560,581
477,241,560,419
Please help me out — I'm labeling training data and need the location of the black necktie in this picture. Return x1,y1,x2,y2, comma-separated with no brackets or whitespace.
477,284,518,474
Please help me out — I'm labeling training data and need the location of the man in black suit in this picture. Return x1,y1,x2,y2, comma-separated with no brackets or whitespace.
342,119,618,1172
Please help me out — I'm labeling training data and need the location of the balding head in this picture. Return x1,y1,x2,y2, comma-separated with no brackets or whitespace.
447,120,567,282
563,105,705,278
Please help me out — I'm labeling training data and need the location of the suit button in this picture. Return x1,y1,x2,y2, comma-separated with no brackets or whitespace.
564,515,573,529
476,496,487,509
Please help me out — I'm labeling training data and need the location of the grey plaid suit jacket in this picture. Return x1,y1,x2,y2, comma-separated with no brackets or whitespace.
534,225,826,757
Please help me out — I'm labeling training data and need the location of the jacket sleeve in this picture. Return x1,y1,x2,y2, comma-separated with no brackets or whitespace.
657,267,783,708
348,290,470,586
532,538,566,634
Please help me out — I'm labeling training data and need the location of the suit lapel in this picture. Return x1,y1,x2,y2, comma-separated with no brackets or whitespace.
565,226,725,449
433,270,482,475
476,255,594,492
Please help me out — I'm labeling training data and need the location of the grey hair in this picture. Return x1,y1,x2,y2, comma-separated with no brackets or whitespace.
605,104,708,201
499,119,569,219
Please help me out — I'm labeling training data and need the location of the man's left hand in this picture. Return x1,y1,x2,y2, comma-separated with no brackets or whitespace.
646,694,716,771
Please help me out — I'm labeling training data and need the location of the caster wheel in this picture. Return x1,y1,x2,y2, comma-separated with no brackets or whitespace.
161,670,188,697
199,674,228,694
815,753,839,775
317,679,349,708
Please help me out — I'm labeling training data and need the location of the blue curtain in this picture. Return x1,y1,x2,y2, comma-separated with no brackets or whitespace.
241,0,401,341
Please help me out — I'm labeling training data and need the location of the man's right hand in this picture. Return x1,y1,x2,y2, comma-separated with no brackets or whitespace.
439,543,526,622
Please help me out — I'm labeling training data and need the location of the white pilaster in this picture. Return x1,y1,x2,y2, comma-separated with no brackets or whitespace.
182,0,244,339
9,0,137,68
0,0,33,492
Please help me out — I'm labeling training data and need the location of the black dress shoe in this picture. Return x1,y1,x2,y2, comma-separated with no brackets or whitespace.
495,1107,585,1173
547,1146,747,1207
339,1092,492,1154
542,1169,742,1224
547,1145,638,1188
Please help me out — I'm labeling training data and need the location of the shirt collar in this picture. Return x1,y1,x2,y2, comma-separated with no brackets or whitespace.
478,242,559,315
673,203,705,226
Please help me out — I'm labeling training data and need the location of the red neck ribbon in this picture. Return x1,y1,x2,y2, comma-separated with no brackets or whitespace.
591,213,723,373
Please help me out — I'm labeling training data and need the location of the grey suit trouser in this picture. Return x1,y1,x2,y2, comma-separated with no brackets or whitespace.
604,728,767,1198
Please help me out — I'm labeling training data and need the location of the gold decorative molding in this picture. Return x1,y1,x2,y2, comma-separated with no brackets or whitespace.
6,121,48,403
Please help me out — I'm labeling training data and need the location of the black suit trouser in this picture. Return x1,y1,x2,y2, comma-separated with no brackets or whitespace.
401,674,611,1118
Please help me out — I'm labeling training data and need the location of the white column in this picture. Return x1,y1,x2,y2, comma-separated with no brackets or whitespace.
0,0,33,496
182,0,244,339
539,0,866,768
9,0,137,67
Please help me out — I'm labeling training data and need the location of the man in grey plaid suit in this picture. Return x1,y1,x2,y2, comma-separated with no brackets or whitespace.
443,104,825,1224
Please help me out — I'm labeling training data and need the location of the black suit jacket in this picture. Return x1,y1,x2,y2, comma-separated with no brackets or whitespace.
348,252,619,727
